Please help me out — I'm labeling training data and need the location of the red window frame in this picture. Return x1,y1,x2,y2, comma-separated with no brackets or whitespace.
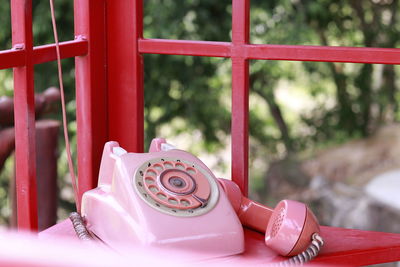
2,0,400,265
3,0,400,233
1,0,87,230
120,0,400,198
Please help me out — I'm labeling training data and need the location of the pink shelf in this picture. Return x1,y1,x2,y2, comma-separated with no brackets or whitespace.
40,220,400,266
240,227,400,266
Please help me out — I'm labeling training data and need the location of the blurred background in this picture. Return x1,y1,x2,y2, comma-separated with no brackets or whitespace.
0,0,399,256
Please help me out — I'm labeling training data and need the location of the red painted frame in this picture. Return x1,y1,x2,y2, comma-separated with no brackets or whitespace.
2,0,400,264
136,2,400,196
11,0,37,231
2,0,89,230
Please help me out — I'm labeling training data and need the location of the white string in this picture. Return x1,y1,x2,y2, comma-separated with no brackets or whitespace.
49,0,80,212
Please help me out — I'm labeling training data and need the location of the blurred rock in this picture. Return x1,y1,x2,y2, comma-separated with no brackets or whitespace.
260,124,400,235
302,124,400,186
365,170,400,210
262,156,310,200
307,175,400,233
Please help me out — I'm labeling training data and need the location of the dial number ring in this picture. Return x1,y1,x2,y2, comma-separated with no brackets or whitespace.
133,157,219,217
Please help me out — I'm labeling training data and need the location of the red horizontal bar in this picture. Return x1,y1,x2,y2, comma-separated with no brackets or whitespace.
246,44,400,64
33,39,88,65
4,39,396,68
0,39,88,70
0,49,25,69
138,38,400,65
139,38,231,58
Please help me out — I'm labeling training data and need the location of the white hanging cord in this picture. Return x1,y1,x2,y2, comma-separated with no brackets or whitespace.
49,0,80,213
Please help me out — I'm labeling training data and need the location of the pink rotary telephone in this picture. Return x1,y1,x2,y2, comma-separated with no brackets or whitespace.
79,138,323,263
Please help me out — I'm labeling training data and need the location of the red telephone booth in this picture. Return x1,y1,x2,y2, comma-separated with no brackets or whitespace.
1,0,400,265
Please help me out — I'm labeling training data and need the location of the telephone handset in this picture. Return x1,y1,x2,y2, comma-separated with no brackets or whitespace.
79,138,323,263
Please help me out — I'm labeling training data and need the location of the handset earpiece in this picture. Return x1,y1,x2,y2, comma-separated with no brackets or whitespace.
264,199,320,256
218,178,322,259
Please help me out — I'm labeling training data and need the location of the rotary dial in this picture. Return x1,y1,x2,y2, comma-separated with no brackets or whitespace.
133,157,219,217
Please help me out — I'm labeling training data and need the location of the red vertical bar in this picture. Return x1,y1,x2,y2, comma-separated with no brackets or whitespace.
107,0,144,153
74,0,108,207
11,0,38,230
231,0,250,196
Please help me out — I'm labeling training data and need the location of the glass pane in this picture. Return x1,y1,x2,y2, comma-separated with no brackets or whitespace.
144,0,231,42
33,58,77,224
249,60,400,232
0,1,11,50
33,0,74,46
250,0,400,48
0,68,14,227
144,54,231,178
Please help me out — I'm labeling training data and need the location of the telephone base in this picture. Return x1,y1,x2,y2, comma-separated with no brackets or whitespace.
79,141,245,259
81,185,244,259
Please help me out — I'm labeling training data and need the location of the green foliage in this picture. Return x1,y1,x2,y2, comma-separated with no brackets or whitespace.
0,1,11,50
32,1,75,98
143,0,233,150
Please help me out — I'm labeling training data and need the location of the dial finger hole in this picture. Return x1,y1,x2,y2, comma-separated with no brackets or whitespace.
186,167,196,175
164,162,173,169
146,170,157,177
175,163,185,170
153,164,164,172
180,199,190,207
168,198,178,205
148,185,159,193
145,177,155,184
157,193,167,200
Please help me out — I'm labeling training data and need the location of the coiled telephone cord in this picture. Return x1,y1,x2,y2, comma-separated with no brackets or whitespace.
274,233,324,266
69,212,93,241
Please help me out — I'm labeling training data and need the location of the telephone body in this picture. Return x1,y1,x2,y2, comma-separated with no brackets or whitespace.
81,138,321,259
81,139,244,257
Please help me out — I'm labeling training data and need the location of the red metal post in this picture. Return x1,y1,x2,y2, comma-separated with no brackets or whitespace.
10,120,60,231
231,0,250,196
107,0,144,153
35,120,60,230
10,0,38,230
74,0,108,207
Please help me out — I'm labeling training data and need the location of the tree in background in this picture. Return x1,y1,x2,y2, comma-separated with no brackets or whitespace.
251,0,399,149
299,0,399,140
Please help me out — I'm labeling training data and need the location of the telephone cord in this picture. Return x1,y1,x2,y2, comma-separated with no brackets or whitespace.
274,233,324,266
69,212,93,241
